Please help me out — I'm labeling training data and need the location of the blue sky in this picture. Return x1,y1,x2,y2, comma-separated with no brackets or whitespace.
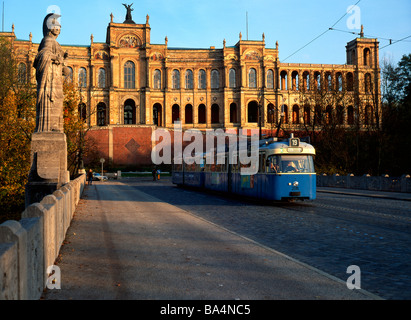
3,0,411,65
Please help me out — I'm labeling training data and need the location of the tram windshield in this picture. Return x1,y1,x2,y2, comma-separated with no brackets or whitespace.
266,155,314,173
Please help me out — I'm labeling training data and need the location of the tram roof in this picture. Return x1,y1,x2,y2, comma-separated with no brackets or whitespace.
260,140,316,155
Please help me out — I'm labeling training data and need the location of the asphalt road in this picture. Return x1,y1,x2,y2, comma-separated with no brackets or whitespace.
42,178,381,301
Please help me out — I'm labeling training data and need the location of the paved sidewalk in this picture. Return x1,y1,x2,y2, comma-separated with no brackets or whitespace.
43,180,380,300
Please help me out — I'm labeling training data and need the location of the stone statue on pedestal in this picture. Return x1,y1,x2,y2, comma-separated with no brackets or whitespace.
26,13,70,207
123,3,136,24
33,13,69,133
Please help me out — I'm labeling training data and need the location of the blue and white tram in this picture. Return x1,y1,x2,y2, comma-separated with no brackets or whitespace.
172,134,316,201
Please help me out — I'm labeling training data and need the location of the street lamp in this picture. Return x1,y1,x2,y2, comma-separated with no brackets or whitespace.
258,104,263,140
276,98,286,138
77,86,86,174
100,158,105,179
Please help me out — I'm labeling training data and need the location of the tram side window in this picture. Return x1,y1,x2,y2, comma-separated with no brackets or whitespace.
231,155,239,173
266,155,280,173
259,153,266,173
173,163,183,171
206,163,216,172
214,162,227,172
184,163,197,172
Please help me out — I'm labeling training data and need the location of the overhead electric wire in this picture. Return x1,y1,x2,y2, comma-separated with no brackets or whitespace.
282,0,362,62
330,27,411,46
379,35,411,50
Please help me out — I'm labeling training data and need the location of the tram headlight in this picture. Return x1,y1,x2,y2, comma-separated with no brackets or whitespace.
293,181,299,187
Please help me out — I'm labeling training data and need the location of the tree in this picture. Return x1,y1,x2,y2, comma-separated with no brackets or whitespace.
380,54,411,175
0,37,36,223
297,71,356,174
63,80,101,177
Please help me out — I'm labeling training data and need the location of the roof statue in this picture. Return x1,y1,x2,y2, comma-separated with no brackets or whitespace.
123,3,135,24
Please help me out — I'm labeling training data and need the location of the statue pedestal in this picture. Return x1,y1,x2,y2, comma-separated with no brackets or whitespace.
25,132,70,207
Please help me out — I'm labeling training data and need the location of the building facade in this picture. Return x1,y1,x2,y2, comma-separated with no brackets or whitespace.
1,11,381,167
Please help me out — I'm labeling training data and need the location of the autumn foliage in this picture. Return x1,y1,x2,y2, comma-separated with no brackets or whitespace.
0,38,36,222
0,37,92,223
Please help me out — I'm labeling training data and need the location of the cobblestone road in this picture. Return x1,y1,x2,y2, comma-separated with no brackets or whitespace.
130,177,411,300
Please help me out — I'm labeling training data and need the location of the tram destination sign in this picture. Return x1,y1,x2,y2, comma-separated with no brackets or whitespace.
287,147,303,153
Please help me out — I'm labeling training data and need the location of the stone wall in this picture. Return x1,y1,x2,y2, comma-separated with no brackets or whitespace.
317,173,411,193
0,174,86,300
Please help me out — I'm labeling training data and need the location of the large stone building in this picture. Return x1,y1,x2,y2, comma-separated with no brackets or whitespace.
1,9,381,167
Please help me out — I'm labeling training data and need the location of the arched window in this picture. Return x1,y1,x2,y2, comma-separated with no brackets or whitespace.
292,105,299,124
364,73,372,92
153,69,161,89
172,104,180,123
98,68,106,88
249,68,257,88
78,103,87,121
350,49,356,64
211,70,219,89
229,68,236,88
65,67,73,83
124,61,135,89
153,103,162,126
282,105,288,124
211,104,220,123
326,72,332,91
314,71,321,91
325,105,333,124
198,104,206,123
364,48,371,66
347,72,354,91
267,103,275,124
185,70,193,89
198,70,206,89
336,105,344,125
364,105,373,125
79,67,87,88
248,101,259,123
172,70,180,89
97,102,107,126
314,105,322,125
18,63,27,84
185,104,193,124
267,69,274,89
336,72,343,92
304,105,311,125
347,106,354,125
291,71,298,91
124,99,136,124
302,71,310,91
280,71,287,90
230,103,237,123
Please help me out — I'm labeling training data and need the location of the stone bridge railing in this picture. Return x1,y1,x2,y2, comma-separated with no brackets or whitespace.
0,174,86,300
317,173,411,193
